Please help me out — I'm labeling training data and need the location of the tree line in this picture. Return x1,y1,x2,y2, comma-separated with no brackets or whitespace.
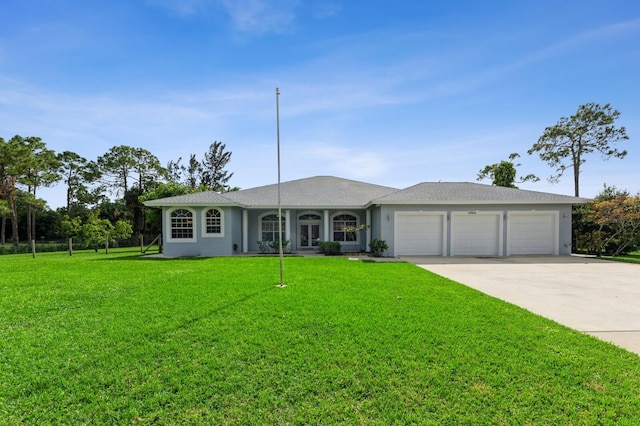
0,138,234,248
2,102,636,255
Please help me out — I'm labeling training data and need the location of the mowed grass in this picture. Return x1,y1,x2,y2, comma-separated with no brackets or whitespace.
1,250,640,424
604,251,640,264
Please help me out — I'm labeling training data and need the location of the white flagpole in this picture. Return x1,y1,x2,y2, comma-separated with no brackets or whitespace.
276,87,285,287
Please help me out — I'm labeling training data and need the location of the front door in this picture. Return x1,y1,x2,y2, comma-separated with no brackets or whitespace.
299,222,321,248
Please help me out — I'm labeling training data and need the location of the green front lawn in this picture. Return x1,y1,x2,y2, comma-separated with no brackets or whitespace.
603,251,640,264
1,249,639,424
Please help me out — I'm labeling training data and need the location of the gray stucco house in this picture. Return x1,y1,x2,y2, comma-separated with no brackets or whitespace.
143,176,588,258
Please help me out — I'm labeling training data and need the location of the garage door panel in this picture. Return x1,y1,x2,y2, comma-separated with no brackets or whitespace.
452,213,501,256
395,213,445,255
508,212,558,255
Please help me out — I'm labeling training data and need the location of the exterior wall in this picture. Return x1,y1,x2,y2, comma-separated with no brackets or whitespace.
382,204,574,256
160,202,574,257
245,208,369,252
230,208,243,254
370,206,383,242
161,206,240,257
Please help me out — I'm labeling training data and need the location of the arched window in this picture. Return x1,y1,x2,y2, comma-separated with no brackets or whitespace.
171,209,193,239
333,213,357,242
260,214,286,242
298,213,322,221
205,208,222,235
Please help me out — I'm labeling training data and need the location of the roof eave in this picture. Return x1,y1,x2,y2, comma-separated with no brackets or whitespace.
372,200,588,205
143,201,245,208
244,204,369,209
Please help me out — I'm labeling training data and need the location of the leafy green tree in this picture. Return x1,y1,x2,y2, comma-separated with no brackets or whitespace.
60,215,83,255
97,146,166,196
187,154,203,190
80,212,132,253
575,184,634,256
124,186,146,236
0,136,29,245
18,136,61,242
0,199,10,244
167,154,204,189
96,199,128,223
201,141,233,192
60,215,82,239
581,193,640,256
97,146,167,240
97,145,137,196
112,220,134,247
528,103,629,197
132,147,167,191
166,157,185,182
477,153,539,188
140,182,196,235
57,151,102,215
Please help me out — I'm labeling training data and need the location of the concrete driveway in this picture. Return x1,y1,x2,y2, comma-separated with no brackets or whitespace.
402,255,640,356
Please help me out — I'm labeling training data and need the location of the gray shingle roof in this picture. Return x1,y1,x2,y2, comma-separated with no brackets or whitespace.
371,182,589,205
143,178,588,208
143,191,240,207
224,176,399,207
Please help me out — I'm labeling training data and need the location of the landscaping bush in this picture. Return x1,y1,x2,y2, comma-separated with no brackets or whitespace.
369,238,389,257
257,240,291,254
318,241,341,255
0,242,74,255
269,239,291,253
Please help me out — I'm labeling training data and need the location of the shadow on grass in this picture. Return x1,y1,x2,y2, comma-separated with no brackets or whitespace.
165,286,276,335
89,254,212,262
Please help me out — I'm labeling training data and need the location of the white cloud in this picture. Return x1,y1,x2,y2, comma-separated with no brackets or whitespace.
312,3,340,19
291,143,393,181
218,0,298,34
489,18,640,77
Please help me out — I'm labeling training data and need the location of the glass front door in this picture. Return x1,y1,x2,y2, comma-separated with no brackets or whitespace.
299,222,320,248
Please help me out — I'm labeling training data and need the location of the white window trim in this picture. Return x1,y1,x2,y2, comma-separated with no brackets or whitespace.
201,207,225,238
166,207,197,243
258,211,287,242
330,211,360,243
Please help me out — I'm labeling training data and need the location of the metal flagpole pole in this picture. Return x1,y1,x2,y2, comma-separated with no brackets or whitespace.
276,87,285,287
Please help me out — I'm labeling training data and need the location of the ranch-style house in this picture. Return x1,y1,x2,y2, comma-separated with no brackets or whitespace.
143,176,588,258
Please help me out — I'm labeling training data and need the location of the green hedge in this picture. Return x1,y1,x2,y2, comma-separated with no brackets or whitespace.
317,241,341,256
0,243,72,256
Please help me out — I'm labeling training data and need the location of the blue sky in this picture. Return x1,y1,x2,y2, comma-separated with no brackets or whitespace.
1,0,638,208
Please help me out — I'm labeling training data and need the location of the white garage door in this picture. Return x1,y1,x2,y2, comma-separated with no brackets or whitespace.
507,212,558,255
452,212,502,256
395,212,446,255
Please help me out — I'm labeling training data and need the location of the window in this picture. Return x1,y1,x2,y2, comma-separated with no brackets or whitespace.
261,214,286,242
298,213,321,221
333,214,357,242
171,209,193,239
200,207,225,238
205,208,222,235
